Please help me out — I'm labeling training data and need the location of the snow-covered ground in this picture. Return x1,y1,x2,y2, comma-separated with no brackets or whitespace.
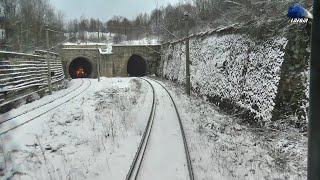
136,79,188,180
0,78,152,179
62,42,113,54
63,42,110,46
64,32,115,43
152,77,307,180
63,36,160,54
0,77,306,179
116,38,160,46
64,31,160,46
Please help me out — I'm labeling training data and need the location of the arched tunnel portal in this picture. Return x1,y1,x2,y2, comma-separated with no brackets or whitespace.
68,57,93,78
127,54,147,77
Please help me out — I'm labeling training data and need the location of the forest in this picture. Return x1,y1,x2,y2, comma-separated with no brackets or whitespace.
0,0,312,52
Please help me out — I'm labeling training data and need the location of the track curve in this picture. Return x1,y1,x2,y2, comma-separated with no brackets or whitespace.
144,77,194,180
125,77,194,180
125,78,156,180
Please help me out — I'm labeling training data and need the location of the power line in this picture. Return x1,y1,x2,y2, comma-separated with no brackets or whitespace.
49,35,76,50
158,24,180,40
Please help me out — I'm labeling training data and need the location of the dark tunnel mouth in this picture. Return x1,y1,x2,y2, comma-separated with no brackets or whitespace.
127,54,147,77
69,57,93,79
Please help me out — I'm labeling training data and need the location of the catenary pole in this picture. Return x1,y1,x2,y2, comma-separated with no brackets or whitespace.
161,41,164,78
98,51,101,82
308,1,320,179
98,19,100,43
185,13,191,95
96,44,101,82
46,25,52,94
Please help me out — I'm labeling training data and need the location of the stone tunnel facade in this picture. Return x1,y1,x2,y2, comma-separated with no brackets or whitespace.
60,44,161,78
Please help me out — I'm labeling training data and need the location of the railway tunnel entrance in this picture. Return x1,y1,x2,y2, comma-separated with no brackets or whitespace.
127,54,147,77
69,57,93,78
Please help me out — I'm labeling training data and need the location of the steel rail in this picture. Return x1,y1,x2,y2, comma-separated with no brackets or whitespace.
125,78,156,180
0,79,85,124
0,79,67,107
143,77,194,180
0,79,92,136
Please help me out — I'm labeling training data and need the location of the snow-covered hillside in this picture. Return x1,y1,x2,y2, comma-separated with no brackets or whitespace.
64,31,115,43
64,31,160,45
117,38,160,45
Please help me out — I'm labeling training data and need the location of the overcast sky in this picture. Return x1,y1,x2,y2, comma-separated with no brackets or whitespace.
51,0,181,22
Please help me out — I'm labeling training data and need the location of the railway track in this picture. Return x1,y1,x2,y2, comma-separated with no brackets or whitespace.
0,79,92,136
126,77,194,180
0,79,85,124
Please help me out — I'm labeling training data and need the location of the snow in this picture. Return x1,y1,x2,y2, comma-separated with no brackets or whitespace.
151,77,307,180
0,77,307,179
0,51,65,94
98,46,113,54
302,69,309,122
116,38,160,46
64,32,159,47
63,42,109,46
34,50,60,56
62,33,113,53
62,42,113,54
1,78,152,179
63,37,160,54
0,51,39,57
161,33,288,122
136,79,188,180
64,32,115,43
0,80,82,119
0,86,11,93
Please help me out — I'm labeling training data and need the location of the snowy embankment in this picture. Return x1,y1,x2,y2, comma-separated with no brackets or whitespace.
1,78,152,180
162,33,287,123
117,38,160,46
154,78,307,180
63,37,160,54
64,32,115,42
62,42,113,54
